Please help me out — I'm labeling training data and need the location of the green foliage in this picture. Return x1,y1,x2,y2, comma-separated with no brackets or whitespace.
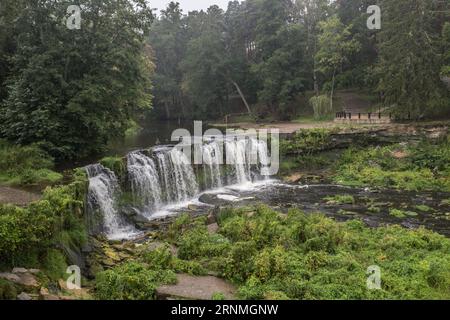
333,139,450,192
324,194,355,205
310,95,332,120
211,292,226,300
43,249,68,281
164,205,450,300
389,209,410,219
0,169,87,272
376,0,449,118
0,279,17,300
95,261,176,300
281,129,333,155
0,140,62,186
100,157,126,180
0,0,154,160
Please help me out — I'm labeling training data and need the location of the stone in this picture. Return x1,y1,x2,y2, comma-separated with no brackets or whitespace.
17,292,32,301
12,267,29,274
18,273,39,287
103,247,121,262
0,272,38,288
283,173,303,184
207,223,219,234
206,213,216,225
40,287,60,300
0,273,21,283
157,274,236,300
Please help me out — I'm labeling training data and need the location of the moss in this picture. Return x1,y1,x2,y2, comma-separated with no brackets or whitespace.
333,138,450,192
100,156,126,180
416,205,433,213
324,194,355,205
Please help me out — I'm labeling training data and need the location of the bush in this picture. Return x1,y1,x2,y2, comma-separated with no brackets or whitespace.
0,279,17,300
333,140,450,192
310,95,332,120
164,206,450,300
95,262,176,300
0,169,88,271
0,140,62,186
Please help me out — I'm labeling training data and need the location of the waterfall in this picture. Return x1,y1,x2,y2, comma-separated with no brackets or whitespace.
86,164,138,240
225,138,252,184
202,141,223,189
85,135,273,239
127,152,162,211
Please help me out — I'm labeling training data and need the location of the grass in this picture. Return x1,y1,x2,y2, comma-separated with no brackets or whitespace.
333,137,450,192
324,194,355,205
0,140,62,187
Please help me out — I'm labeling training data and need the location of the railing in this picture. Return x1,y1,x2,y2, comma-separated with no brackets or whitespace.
336,111,416,121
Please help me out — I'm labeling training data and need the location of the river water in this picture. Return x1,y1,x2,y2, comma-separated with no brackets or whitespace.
84,121,450,240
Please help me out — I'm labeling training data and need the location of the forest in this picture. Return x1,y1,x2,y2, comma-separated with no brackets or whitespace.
0,0,450,303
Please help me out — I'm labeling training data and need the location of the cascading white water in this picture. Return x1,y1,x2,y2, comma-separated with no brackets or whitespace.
127,152,162,211
85,164,138,240
202,141,223,189
225,138,252,184
169,147,199,201
86,136,273,239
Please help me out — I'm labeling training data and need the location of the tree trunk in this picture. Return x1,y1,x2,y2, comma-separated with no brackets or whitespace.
164,101,170,120
231,80,252,116
330,67,336,111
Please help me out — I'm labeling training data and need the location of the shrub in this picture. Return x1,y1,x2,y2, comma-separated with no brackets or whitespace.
164,206,450,300
310,95,332,120
0,279,17,300
0,140,62,186
95,262,176,300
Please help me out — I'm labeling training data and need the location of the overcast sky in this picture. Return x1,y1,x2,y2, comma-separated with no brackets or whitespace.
149,0,230,13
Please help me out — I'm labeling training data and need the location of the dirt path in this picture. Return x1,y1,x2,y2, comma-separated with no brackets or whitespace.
0,186,41,206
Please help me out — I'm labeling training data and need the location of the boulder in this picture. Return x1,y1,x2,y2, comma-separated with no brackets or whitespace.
12,268,28,274
17,292,32,301
157,274,236,300
207,223,219,234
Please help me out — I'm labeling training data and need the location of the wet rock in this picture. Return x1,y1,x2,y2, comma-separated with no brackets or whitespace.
17,292,32,300
283,173,303,184
188,204,199,211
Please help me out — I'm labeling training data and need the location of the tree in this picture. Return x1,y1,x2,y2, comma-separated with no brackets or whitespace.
0,0,154,160
148,2,187,120
316,15,361,110
376,0,449,118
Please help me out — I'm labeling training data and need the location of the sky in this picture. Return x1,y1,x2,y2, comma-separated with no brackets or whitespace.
149,0,230,13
